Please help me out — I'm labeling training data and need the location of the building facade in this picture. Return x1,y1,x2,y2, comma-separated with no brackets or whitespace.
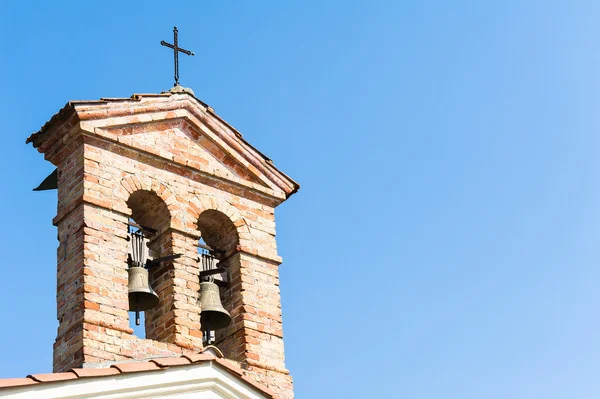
0,87,298,399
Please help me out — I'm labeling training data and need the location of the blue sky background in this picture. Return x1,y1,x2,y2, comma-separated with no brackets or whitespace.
2,1,600,397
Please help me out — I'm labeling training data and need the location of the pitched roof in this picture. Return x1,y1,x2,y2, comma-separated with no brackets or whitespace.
25,91,299,199
0,350,274,398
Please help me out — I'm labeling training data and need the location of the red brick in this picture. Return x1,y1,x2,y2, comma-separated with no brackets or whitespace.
30,94,297,399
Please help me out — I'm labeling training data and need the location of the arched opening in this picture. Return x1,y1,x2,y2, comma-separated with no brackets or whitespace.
197,210,239,346
198,210,239,255
126,190,171,338
127,190,171,232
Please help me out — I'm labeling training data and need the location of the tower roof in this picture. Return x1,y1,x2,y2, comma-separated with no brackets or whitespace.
26,90,299,203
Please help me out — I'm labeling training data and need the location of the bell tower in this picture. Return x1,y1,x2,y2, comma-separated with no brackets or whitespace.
27,88,299,399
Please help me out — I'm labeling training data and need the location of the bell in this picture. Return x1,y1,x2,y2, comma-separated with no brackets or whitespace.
199,281,231,330
128,266,159,325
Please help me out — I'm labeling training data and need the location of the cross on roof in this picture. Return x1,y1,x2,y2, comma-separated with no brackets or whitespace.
161,26,195,87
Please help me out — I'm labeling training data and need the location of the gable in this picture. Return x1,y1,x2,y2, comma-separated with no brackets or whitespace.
26,93,299,203
100,119,269,188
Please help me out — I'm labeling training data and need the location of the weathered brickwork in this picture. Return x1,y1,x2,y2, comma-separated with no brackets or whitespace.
27,93,299,399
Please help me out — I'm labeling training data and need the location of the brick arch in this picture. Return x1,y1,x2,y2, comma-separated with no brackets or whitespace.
186,195,250,245
114,175,184,229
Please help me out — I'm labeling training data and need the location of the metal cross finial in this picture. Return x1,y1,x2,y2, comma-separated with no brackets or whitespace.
161,26,195,87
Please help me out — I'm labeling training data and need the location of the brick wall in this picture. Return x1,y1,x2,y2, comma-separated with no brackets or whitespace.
29,93,297,399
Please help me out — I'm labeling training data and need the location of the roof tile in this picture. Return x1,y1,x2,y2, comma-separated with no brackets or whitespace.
70,367,121,378
110,362,161,373
183,353,215,363
28,372,78,383
0,378,38,388
150,357,192,367
0,352,273,397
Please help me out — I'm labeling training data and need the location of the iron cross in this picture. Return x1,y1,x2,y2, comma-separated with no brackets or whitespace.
161,26,195,86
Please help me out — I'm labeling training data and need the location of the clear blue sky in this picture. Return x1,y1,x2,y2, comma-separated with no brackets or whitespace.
2,1,600,397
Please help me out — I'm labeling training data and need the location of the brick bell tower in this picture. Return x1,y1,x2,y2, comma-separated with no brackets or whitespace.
26,85,299,398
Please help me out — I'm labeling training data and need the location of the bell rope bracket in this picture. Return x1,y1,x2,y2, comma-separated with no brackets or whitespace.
129,230,149,268
198,251,229,284
127,230,183,270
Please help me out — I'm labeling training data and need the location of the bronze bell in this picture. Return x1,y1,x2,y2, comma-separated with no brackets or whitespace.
199,281,231,330
128,266,159,324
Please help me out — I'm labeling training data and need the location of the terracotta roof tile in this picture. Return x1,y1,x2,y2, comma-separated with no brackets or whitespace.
150,357,192,367
24,92,300,197
0,378,38,388
28,372,78,383
202,345,225,358
214,358,243,376
70,367,120,378
110,361,161,373
0,350,273,397
183,353,215,363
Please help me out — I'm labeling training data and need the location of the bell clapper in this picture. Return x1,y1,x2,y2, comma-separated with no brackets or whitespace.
202,329,215,345
135,300,140,326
